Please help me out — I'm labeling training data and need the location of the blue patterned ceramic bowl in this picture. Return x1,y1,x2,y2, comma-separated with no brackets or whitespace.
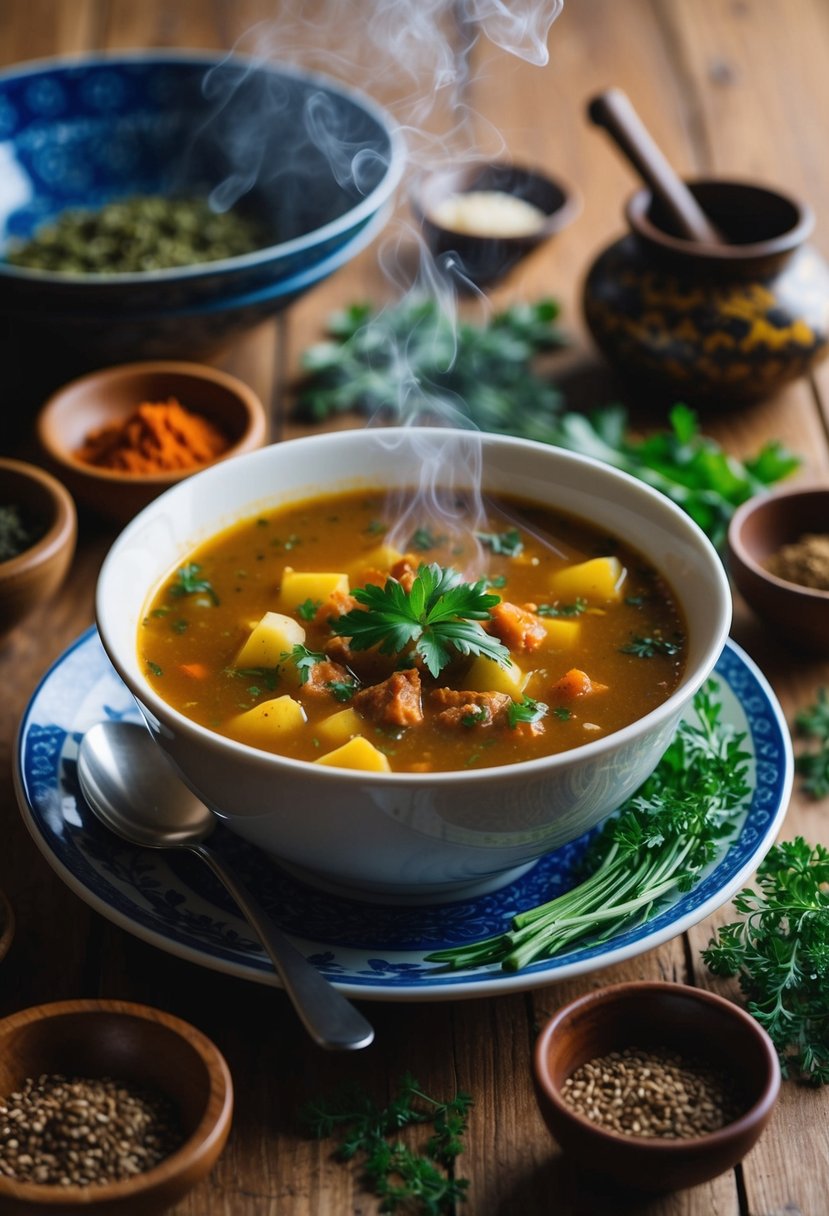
0,52,403,373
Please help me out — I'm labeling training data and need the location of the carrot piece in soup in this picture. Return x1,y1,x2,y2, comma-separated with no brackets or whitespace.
179,662,209,679
489,601,546,652
550,668,608,700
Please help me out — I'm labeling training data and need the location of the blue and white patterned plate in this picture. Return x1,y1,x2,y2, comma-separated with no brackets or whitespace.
14,629,792,1001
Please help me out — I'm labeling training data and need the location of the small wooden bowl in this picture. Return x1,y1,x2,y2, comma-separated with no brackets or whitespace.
412,161,580,287
0,888,14,964
0,458,77,640
533,981,780,1193
727,485,829,656
37,361,269,525
0,999,233,1214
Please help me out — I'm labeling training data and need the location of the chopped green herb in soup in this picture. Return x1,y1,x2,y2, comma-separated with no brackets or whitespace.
138,490,687,772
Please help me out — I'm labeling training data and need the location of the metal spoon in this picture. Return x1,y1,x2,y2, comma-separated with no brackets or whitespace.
78,720,374,1051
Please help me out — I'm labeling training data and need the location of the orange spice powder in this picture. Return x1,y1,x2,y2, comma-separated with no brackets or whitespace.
76,398,230,474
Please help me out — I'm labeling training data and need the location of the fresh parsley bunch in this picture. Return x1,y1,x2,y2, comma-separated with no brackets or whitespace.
703,838,829,1084
297,296,566,440
553,403,800,551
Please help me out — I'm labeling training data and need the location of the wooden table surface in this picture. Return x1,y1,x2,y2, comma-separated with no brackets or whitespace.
2,1,829,1212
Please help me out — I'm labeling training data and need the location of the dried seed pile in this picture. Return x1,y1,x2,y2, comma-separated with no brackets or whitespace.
561,1046,742,1139
0,1074,183,1186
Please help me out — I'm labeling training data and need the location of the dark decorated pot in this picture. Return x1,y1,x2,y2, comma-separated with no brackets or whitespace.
583,179,829,406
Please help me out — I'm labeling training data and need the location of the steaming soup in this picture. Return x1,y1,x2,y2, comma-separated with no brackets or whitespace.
139,489,687,773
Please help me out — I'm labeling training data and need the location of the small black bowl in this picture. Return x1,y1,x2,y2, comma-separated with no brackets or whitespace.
412,161,580,287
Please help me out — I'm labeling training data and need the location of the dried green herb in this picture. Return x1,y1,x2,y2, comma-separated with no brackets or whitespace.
8,195,262,274
0,505,44,562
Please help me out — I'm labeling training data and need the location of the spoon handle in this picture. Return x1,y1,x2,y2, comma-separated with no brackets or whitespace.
587,88,724,244
191,841,374,1051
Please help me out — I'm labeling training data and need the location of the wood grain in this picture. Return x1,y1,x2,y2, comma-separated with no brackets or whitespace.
1,1,828,1213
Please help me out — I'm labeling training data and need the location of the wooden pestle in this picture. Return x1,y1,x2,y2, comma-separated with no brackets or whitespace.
588,88,725,243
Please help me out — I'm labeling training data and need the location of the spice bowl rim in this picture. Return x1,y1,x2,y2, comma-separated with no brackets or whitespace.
625,176,814,262
727,484,829,603
0,887,14,964
36,359,269,487
533,980,781,1161
0,997,233,1207
412,159,582,240
0,458,77,575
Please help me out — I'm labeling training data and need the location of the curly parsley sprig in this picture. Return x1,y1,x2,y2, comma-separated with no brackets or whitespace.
300,1073,472,1215
331,563,509,678
703,838,829,1084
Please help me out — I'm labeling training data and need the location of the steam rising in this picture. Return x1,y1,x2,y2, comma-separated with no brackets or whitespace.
211,0,565,570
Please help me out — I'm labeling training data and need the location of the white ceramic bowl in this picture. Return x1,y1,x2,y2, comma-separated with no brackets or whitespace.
96,429,731,899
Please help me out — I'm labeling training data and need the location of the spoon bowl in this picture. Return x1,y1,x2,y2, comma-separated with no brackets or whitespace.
78,721,374,1052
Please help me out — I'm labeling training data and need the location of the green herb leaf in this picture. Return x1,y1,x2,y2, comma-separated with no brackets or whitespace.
536,598,587,618
409,527,444,552
327,679,359,702
794,688,829,799
331,563,509,678
169,563,219,606
227,665,281,691
475,528,524,557
296,598,322,622
506,696,547,728
620,635,683,658
553,404,800,551
299,1075,472,1214
296,296,567,437
703,837,829,1084
285,644,326,685
146,660,163,678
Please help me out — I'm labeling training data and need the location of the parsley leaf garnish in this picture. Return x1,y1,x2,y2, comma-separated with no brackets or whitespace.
228,665,281,692
703,837,829,1084
327,679,359,702
169,562,219,606
475,528,524,557
620,635,683,658
331,564,509,678
537,598,587,618
296,598,322,622
506,696,547,728
409,527,444,552
285,644,326,685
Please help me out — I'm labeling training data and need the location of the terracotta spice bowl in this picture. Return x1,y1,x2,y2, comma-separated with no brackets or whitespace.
0,999,233,1214
533,981,780,1193
0,458,76,641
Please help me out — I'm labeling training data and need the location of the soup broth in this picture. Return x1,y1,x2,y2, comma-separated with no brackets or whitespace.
138,489,687,773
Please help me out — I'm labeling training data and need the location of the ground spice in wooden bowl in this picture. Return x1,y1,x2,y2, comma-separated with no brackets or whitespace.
561,1046,742,1139
75,398,230,474
0,1073,184,1187
765,532,829,591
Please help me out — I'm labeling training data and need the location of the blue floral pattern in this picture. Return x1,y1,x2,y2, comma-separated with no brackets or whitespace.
15,629,792,999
